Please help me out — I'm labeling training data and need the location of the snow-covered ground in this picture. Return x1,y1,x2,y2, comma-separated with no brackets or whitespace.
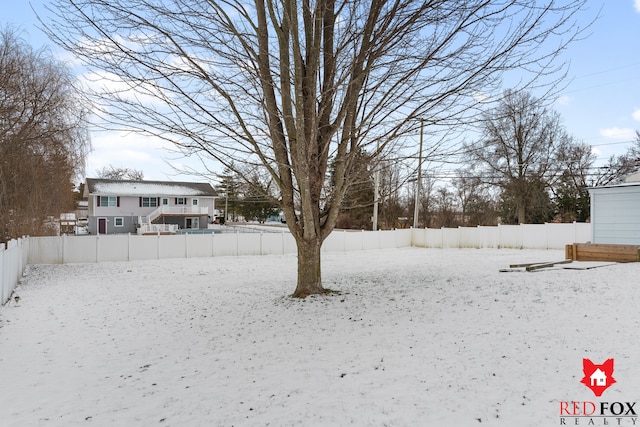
1,248,640,426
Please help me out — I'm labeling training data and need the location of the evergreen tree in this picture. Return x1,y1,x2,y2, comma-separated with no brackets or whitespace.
216,168,241,222
239,177,280,223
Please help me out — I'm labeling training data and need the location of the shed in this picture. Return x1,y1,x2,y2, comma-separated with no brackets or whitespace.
588,178,640,245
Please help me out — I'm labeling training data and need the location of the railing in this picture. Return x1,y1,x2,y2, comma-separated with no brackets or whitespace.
144,206,163,224
139,206,209,224
137,223,179,235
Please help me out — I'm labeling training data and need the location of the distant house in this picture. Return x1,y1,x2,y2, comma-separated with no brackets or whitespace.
75,200,88,221
59,213,77,235
84,178,218,235
588,173,640,245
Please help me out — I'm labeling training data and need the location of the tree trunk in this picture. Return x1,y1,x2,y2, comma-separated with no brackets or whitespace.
517,202,526,225
292,237,325,298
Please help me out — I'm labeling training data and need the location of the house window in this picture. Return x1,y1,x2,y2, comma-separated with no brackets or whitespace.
162,198,169,205
192,199,198,206
141,197,159,207
176,197,186,205
99,196,118,207
114,217,124,227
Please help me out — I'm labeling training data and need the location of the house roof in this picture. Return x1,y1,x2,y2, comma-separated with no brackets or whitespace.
624,171,640,183
84,178,217,197
587,170,640,190
587,181,640,191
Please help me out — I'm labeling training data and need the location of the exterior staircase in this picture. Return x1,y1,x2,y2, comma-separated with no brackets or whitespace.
137,206,209,235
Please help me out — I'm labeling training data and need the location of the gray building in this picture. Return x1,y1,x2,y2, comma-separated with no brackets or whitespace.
84,178,218,235
588,174,640,245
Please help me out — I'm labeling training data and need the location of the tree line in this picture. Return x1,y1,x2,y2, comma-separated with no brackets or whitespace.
332,91,640,229
0,28,89,244
233,89,640,231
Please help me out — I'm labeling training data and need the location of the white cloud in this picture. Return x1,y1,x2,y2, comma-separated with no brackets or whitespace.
91,130,170,151
85,130,210,181
635,0,640,13
81,70,164,107
632,108,640,121
86,131,173,179
555,95,572,106
599,127,637,140
472,91,492,104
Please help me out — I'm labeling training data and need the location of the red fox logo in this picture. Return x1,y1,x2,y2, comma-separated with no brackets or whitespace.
580,358,616,397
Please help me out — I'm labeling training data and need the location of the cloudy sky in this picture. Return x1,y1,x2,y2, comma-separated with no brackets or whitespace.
3,1,640,182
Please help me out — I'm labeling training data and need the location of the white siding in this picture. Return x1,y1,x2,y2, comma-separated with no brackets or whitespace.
589,184,640,245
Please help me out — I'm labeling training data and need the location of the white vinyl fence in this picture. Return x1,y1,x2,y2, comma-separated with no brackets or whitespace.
411,222,591,250
1,237,29,305
25,222,590,265
27,229,413,264
1,223,591,304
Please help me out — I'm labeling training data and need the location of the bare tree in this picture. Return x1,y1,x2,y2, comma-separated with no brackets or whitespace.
432,187,458,228
43,0,589,296
552,132,640,221
331,148,375,230
452,169,497,226
591,133,640,186
96,165,144,180
552,139,593,221
0,27,90,243
465,89,572,224
377,159,406,229
414,171,436,228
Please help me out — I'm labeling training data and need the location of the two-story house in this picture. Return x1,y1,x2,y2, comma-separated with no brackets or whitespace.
84,178,218,235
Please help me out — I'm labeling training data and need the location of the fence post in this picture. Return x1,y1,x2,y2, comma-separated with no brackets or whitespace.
1,237,30,304
343,230,347,252
211,232,215,258
17,238,23,278
545,222,550,250
3,242,10,304
1,243,6,305
185,233,189,258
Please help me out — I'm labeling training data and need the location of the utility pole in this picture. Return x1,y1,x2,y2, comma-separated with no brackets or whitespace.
372,144,380,231
413,119,424,229
225,193,228,222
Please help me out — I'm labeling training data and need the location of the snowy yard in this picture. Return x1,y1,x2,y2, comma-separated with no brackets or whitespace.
1,248,640,426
